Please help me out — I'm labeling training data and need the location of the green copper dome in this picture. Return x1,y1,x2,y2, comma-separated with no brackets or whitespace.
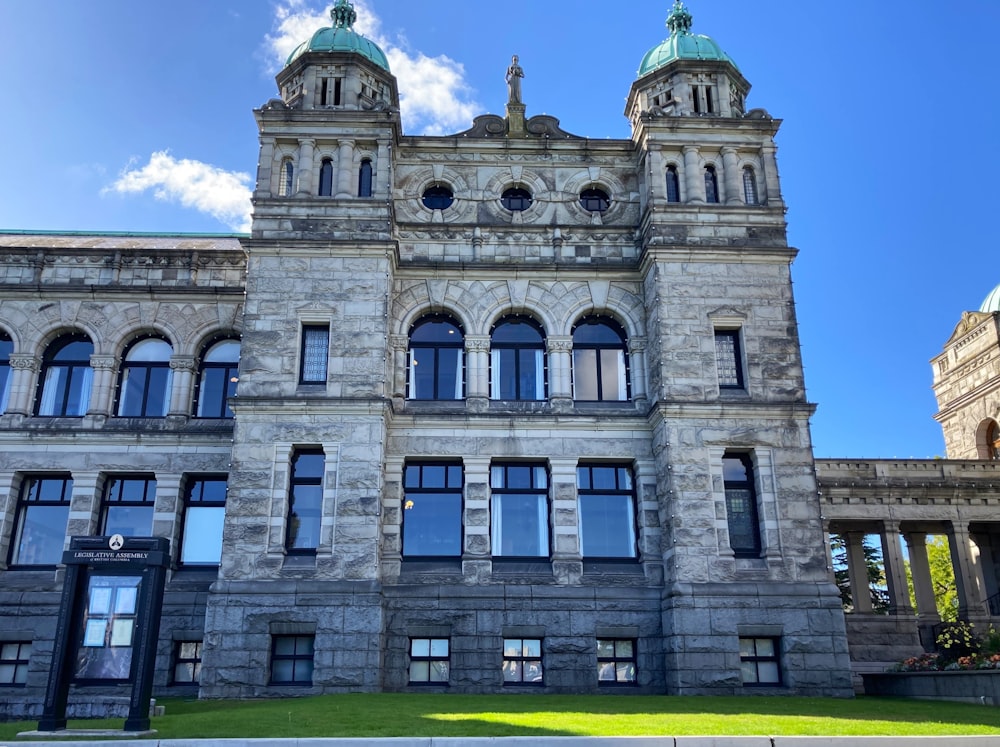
980,283,1000,313
638,1,738,77
285,0,390,71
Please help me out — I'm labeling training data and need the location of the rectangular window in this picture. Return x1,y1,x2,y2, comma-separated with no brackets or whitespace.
287,449,325,553
740,637,781,686
597,639,636,686
171,641,203,685
491,464,549,558
0,641,31,686
403,463,463,558
577,464,637,559
502,638,543,685
101,476,156,537
9,476,72,566
715,329,745,389
409,638,450,684
180,477,228,566
270,634,314,685
723,453,762,557
74,575,141,681
300,325,329,384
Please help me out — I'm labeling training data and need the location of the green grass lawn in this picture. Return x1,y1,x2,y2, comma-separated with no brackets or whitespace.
2,694,1000,740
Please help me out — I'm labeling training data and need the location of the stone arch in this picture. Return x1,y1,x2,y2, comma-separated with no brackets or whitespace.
975,417,1000,460
0,317,23,353
557,283,645,339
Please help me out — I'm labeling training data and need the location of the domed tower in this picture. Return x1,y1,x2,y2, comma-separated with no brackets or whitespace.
933,284,1000,459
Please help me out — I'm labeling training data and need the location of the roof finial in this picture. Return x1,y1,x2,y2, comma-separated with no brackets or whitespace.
331,0,357,30
666,1,693,35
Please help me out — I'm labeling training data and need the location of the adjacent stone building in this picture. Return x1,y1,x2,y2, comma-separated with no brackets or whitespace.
0,2,858,718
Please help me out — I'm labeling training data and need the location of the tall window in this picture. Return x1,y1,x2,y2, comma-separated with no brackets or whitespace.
502,638,543,685
9,476,72,566
740,637,781,686
117,337,173,417
101,476,156,537
577,464,637,559
0,642,31,686
318,158,334,196
407,316,464,400
36,335,93,416
300,325,329,384
270,635,314,685
714,329,745,389
409,638,450,684
572,317,629,401
195,339,240,418
287,449,324,553
597,639,637,686
490,317,546,401
180,476,228,566
743,166,759,205
704,165,719,203
358,158,373,197
403,462,463,558
491,463,548,558
723,453,761,557
278,158,294,197
989,420,1000,460
0,331,12,413
666,165,680,203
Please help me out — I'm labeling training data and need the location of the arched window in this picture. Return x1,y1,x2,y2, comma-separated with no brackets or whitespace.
988,420,1000,460
666,165,680,203
501,187,532,212
117,337,173,417
490,317,546,401
407,316,464,400
36,334,93,416
572,317,629,401
358,158,373,197
195,339,240,418
723,452,762,557
318,158,334,196
743,166,759,205
705,165,719,204
0,331,12,413
579,188,610,213
278,158,294,197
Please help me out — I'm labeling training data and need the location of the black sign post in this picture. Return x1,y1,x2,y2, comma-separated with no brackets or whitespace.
38,536,169,733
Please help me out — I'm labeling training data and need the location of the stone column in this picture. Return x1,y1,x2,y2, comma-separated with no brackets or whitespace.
153,473,183,568
683,145,703,203
628,337,648,403
296,138,316,196
843,531,873,613
647,147,664,203
721,147,742,205
760,142,783,208
6,355,39,415
255,137,275,198
335,139,356,198
550,458,581,585
463,456,491,583
465,336,489,411
67,472,102,539
904,532,940,619
87,355,117,417
880,522,914,615
380,456,404,583
168,356,196,418
947,521,988,616
389,335,407,404
548,337,573,411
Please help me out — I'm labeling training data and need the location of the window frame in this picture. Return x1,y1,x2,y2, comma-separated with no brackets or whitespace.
502,637,543,686
318,158,334,196
0,331,12,414
500,187,533,212
579,187,611,213
489,317,547,401
116,337,173,418
407,316,465,401
9,476,73,568
179,476,228,567
742,165,759,205
597,638,637,687
278,157,294,197
194,338,240,419
740,636,782,686
408,637,450,685
402,461,464,559
100,475,156,538
358,159,373,197
576,464,638,560
286,449,325,555
299,325,330,385
714,329,745,390
421,184,454,211
170,640,203,686
490,463,550,559
666,165,681,203
723,452,762,558
269,634,315,686
704,165,720,204
571,316,630,402
35,334,93,417
0,641,31,687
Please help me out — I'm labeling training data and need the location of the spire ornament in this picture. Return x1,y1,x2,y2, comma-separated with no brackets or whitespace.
331,0,357,30
666,0,693,35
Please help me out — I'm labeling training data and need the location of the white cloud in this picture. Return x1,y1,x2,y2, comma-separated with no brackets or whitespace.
106,152,253,232
265,0,481,135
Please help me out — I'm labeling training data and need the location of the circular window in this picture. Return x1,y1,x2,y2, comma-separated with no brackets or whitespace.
422,185,454,210
580,187,610,213
501,187,533,212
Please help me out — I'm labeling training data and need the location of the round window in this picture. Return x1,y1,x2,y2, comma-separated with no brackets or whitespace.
422,185,454,210
501,187,533,212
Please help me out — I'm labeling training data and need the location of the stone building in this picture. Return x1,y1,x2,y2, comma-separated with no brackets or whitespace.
0,1,857,718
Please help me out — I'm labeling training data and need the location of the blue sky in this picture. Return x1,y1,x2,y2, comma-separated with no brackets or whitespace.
1,0,997,459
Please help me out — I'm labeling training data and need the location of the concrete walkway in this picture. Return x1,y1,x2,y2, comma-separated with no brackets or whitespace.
7,737,1000,746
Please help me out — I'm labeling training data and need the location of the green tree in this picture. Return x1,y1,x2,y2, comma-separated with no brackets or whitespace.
927,535,959,621
829,533,889,613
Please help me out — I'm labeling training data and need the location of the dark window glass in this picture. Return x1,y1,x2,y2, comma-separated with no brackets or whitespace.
740,637,781,685
117,338,172,417
171,641,203,685
287,450,324,553
300,325,329,384
403,463,463,557
572,317,629,401
502,638,543,685
577,465,637,558
319,158,334,196
195,339,240,418
409,638,450,684
180,477,228,566
0,332,12,413
490,318,546,401
579,188,610,213
666,165,680,203
101,476,156,537
279,159,294,197
491,464,548,557
705,165,719,203
597,638,637,686
743,166,759,205
723,453,761,557
989,420,1000,460
270,635,314,685
36,335,93,416
715,329,744,389
0,641,31,686
421,185,454,210
501,187,532,211
358,159,373,197
408,316,464,400
9,476,72,566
